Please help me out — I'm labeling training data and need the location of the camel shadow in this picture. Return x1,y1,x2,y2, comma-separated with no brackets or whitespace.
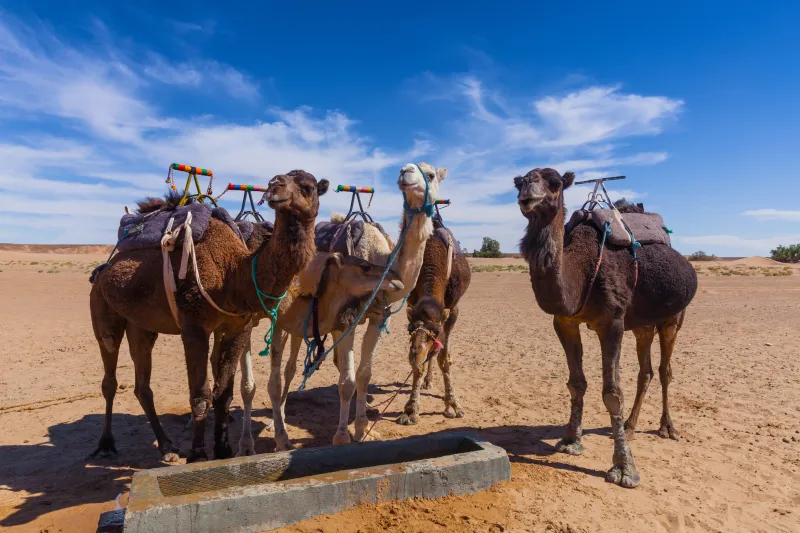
0,410,269,527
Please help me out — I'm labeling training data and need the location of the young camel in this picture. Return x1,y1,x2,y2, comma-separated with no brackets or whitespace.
90,170,328,463
514,168,697,488
261,162,444,450
397,217,471,425
236,252,404,456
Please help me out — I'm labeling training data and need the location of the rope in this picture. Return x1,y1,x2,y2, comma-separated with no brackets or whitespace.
251,250,288,356
296,166,436,391
161,212,243,329
360,369,413,442
377,295,408,335
573,221,611,317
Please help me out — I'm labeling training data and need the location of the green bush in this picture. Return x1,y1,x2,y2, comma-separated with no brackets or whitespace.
473,237,503,258
770,243,800,264
689,251,718,261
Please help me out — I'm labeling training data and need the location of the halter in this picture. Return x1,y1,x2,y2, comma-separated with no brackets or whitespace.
402,164,436,218
408,324,444,360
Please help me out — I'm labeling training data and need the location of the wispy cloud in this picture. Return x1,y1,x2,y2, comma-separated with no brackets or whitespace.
743,209,800,222
676,233,800,253
143,55,259,100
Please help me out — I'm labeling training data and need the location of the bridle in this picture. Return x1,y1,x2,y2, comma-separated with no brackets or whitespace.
407,324,443,367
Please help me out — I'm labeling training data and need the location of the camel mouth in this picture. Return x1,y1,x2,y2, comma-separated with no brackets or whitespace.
518,195,545,211
387,279,404,292
268,197,289,205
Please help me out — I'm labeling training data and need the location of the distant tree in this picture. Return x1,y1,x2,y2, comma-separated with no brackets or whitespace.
770,244,800,263
473,237,502,258
688,251,718,261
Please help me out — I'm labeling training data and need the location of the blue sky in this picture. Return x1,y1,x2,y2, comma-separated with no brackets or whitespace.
0,1,798,255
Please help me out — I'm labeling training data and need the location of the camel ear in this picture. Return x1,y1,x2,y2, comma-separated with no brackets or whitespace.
436,168,448,181
328,252,343,268
513,176,524,190
562,172,575,190
317,179,330,196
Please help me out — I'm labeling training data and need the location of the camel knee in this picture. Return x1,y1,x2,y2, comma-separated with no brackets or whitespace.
190,394,210,421
659,364,673,385
602,388,623,416
101,334,120,353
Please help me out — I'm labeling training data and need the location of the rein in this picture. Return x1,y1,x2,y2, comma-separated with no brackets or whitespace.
251,250,288,356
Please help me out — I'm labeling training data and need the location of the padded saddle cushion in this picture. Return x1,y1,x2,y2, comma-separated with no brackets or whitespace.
315,219,391,255
117,203,212,253
566,209,671,247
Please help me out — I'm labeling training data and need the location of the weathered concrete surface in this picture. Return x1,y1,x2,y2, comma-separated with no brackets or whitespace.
121,433,510,533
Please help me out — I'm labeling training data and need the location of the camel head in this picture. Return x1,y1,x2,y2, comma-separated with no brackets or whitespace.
265,170,330,222
299,252,404,298
514,168,575,219
397,162,447,213
405,296,446,368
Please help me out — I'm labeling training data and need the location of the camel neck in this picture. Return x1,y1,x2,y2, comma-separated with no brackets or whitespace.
521,203,584,316
391,212,433,301
233,211,316,315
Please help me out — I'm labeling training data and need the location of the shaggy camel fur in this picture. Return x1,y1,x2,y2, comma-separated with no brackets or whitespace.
262,162,444,450
235,252,405,455
90,171,328,462
514,168,697,488
398,220,471,425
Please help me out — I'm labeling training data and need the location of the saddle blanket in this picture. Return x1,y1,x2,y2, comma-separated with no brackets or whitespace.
565,209,671,247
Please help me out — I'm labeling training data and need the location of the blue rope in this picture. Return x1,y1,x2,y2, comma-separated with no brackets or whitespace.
378,295,408,335
251,250,288,356
297,165,435,391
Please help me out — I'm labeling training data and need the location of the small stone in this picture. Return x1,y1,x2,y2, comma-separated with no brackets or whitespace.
663,488,668,492
23,439,29,443
765,343,773,346
783,437,791,443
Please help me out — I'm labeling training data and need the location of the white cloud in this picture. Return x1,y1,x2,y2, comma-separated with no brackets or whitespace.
143,55,259,100
676,234,800,253
743,209,800,222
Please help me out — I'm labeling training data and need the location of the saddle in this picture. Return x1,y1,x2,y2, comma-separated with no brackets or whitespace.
315,219,391,255
433,216,462,255
565,209,671,247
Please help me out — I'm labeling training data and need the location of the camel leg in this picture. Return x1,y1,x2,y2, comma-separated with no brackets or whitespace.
422,358,434,390
656,313,682,440
211,328,249,460
236,345,257,457
439,306,464,418
126,324,180,462
281,334,302,402
354,318,381,441
397,363,424,426
332,330,356,445
182,325,212,463
624,325,656,439
597,319,639,488
268,332,295,451
89,289,126,458
553,317,587,456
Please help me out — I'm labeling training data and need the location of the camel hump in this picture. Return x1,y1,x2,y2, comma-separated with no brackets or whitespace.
566,209,671,247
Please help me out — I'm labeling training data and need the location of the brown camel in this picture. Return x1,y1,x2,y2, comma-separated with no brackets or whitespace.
236,252,405,455
90,170,329,463
514,168,697,488
397,215,471,425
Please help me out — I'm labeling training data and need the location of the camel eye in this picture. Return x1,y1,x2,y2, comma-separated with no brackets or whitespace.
302,185,314,195
360,265,371,273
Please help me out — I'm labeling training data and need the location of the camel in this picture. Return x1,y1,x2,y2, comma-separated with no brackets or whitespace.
514,168,697,488
90,170,329,463
258,162,444,451
235,251,405,456
397,214,471,425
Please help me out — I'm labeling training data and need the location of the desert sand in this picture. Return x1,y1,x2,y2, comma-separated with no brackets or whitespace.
0,247,799,533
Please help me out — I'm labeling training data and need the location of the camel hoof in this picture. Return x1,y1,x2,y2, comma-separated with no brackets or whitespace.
555,438,584,456
332,431,351,445
358,429,381,442
605,465,640,488
421,381,432,391
396,414,418,425
274,434,294,452
443,407,465,419
90,435,118,459
162,452,181,463
658,425,680,440
187,449,208,463
214,443,234,460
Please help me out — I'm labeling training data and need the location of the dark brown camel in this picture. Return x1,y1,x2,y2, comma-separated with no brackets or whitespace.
398,217,471,425
90,170,328,462
514,168,697,488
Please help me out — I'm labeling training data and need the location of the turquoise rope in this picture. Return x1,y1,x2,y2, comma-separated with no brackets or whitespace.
251,250,288,356
297,166,435,390
378,295,408,335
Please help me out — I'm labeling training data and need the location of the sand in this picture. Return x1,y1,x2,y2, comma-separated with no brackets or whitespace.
0,247,799,533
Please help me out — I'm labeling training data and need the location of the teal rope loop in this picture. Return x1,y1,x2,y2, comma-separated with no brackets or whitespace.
297,166,435,390
378,295,408,335
251,250,288,356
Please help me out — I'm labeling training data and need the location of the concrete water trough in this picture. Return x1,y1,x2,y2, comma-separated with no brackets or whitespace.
107,432,510,533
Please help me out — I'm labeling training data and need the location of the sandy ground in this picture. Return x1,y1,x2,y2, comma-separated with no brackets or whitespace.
1,248,799,533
